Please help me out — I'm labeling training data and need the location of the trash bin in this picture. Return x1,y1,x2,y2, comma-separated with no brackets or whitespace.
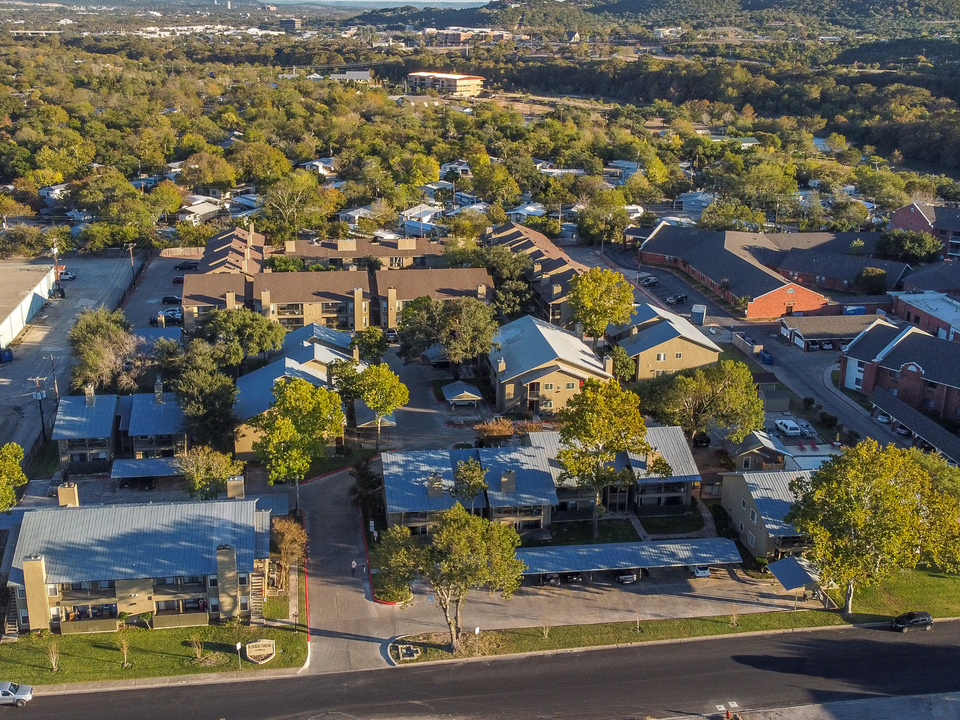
0,348,13,363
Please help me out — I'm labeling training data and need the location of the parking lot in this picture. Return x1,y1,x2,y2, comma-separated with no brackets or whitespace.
122,255,195,331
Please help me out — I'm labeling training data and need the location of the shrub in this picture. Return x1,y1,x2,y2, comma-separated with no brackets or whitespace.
802,397,815,410
819,411,838,428
138,611,153,628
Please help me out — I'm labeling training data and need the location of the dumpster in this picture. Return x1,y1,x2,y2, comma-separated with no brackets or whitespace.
691,304,707,326
758,350,775,366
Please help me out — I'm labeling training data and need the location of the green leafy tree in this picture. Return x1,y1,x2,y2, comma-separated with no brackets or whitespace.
0,195,35,229
0,443,28,512
350,326,388,363
358,363,409,448
348,456,383,514
228,141,292,186
855,267,888,294
379,504,525,652
441,297,499,370
148,180,183,223
876,229,942,263
176,446,245,500
453,457,488,513
175,222,215,248
568,267,634,349
604,344,636,382
471,162,520,205
174,367,238,450
787,440,960,618
260,170,343,241
251,378,345,484
576,189,629,247
67,307,138,392
273,516,308,575
698,200,766,231
199,308,285,361
557,379,651,538
180,151,236,190
328,359,363,403
648,360,764,442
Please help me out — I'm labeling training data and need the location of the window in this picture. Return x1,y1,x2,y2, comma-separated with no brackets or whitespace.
544,383,554,391
675,352,682,359
742,457,752,470
854,378,863,389
208,577,218,588
47,585,58,597
738,521,744,532
566,382,576,390
747,531,756,548
99,580,114,589
18,610,27,626
750,508,758,524
656,353,666,362
239,596,249,612
238,574,248,587
923,398,936,409
16,587,25,600
740,499,746,509
209,599,220,614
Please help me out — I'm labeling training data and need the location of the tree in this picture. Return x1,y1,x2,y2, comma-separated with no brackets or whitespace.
358,364,409,449
648,360,764,442
348,456,383,514
855,267,888,295
148,180,183,223
397,297,498,374
250,378,345,484
272,516,308,575
350,326,388,363
698,200,766,231
328,359,363,403
568,267,634,349
199,308,286,361
0,195,34,229
876,229,942,263
380,504,524,652
0,443,28,513
228,141,292,186
453,457,487,513
576,189,629,247
786,440,960,618
557,379,651,539
180,151,236,190
604,344,635,382
176,446,245,500
67,307,138,392
260,170,342,241
174,367,238,450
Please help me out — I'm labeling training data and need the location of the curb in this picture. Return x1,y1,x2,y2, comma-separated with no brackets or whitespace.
359,507,407,606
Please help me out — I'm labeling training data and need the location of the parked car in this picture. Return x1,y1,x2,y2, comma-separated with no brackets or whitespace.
561,572,583,584
821,340,835,350
638,276,659,288
876,413,892,424
616,571,638,584
665,293,688,305
806,340,821,351
59,270,76,281
693,432,711,448
891,611,933,633
384,328,398,343
172,275,185,285
542,573,561,587
797,420,817,439
0,682,32,708
174,260,200,271
775,419,802,436
689,565,711,578
161,295,181,305
150,309,183,326
894,424,913,437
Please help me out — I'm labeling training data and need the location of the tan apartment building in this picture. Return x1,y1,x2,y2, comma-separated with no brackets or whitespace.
607,304,721,380
200,226,267,274
406,71,485,97
282,236,445,270
720,471,812,558
181,272,371,332
374,267,493,329
9,499,272,633
483,315,612,414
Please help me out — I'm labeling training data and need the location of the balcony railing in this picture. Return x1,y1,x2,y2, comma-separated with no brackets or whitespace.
60,587,118,604
153,582,207,602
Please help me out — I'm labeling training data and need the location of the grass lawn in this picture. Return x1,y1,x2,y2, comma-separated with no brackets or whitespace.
263,595,288,621
840,567,960,623
308,448,377,478
26,441,60,481
830,369,873,412
392,610,845,663
638,511,704,534
0,621,307,686
522,519,640,547
718,348,765,374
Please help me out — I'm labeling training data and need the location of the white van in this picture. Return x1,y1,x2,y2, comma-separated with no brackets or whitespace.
775,419,802,436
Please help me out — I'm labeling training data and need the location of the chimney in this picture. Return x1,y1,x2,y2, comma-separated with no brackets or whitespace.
21,555,48,631
154,376,164,404
604,354,614,375
225,290,237,310
84,384,95,407
477,284,487,301
630,325,638,336
497,356,506,373
540,275,550,287
387,287,397,331
353,287,364,330
241,257,248,274
284,239,296,253
397,236,416,250
247,222,255,246
501,470,516,493
226,475,245,499
646,450,662,472
260,289,271,315
553,283,563,299
337,237,357,252
58,482,79,507
426,472,444,497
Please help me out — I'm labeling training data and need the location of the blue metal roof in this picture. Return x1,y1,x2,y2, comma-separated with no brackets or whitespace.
479,447,558,508
382,450,488,514
235,358,327,422
10,500,259,585
116,395,134,433
52,395,118,441
742,471,812,536
769,555,820,591
128,393,185,437
515,538,742,575
111,457,182,479
441,381,481,403
283,323,352,352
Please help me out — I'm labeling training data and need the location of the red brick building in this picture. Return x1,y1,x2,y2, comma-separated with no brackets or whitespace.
889,203,960,259
890,291,960,342
840,323,960,421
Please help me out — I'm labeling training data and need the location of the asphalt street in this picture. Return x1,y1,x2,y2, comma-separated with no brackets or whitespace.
29,621,960,720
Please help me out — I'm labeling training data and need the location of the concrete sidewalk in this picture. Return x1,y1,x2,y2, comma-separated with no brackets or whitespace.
708,691,960,720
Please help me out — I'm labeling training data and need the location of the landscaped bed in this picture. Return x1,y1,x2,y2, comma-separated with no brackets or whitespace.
522,519,641,547
391,609,846,663
638,511,705,535
0,621,307,685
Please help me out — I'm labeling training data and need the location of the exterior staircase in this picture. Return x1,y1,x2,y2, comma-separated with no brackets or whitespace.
2,598,19,642
249,572,265,625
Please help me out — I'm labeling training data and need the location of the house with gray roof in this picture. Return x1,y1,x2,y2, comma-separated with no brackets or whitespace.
724,431,793,473
8,499,272,633
901,260,960,297
720,470,813,558
607,304,721,381
51,391,119,474
483,315,612,414
775,248,911,292
840,323,960,421
129,389,187,459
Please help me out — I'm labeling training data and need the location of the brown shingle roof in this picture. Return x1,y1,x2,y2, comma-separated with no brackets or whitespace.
373,268,493,301
181,274,249,308
252,272,370,304
201,227,267,274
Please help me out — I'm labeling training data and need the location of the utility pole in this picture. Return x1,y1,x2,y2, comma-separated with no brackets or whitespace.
28,376,48,443
124,243,136,283
48,356,59,403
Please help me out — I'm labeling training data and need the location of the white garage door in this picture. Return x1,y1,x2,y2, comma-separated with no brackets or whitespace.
793,334,806,348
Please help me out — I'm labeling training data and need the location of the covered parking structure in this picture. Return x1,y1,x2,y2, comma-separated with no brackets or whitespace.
111,457,183,489
869,388,960,464
515,538,742,576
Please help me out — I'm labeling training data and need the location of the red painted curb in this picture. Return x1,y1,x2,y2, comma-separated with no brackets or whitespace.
299,454,387,486
359,507,404,606
302,540,311,640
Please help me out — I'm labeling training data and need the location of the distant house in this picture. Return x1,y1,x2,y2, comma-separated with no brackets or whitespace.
337,205,373,227
725,431,792,473
328,70,372,83
482,315,613,414
607,304,721,381
300,158,336,177
889,202,960,259
406,71,484,97
178,201,222,226
52,391,119,474
400,203,445,224
419,180,454,200
672,191,715,218
566,30,581,42
440,159,472,178
721,470,813,558
506,202,547,223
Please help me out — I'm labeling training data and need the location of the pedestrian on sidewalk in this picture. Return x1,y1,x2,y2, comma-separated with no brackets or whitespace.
351,559,357,576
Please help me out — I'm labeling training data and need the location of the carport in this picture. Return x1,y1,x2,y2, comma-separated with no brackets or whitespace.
768,555,822,609
110,457,183,489
869,387,960,464
515,538,742,576
441,381,482,407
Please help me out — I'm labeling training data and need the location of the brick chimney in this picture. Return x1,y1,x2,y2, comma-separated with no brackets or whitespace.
84,384,95,407
260,289,272,316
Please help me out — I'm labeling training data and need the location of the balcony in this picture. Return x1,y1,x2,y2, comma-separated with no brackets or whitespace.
153,582,207,602
60,587,118,605
153,610,209,629
60,617,119,634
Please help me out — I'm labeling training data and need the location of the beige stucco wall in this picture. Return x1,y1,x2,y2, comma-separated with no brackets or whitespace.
632,337,719,380
720,473,775,557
